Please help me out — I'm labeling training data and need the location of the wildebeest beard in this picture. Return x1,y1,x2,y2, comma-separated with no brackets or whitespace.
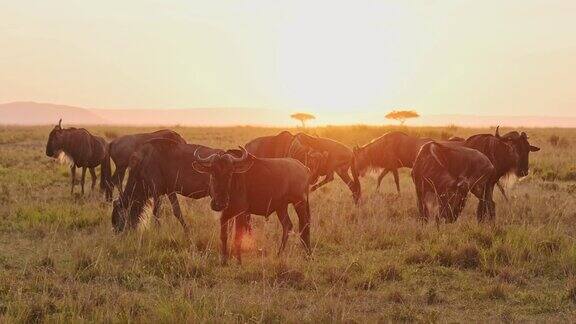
56,151,74,166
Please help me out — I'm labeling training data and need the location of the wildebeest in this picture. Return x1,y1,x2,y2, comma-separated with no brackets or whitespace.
245,131,327,184
192,148,311,263
496,127,540,176
294,133,360,203
111,138,218,233
446,127,539,200
106,129,186,194
45,119,112,200
411,141,496,224
352,132,432,193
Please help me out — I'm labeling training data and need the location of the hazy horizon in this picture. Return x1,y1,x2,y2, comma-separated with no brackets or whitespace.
2,1,576,119
2,101,575,127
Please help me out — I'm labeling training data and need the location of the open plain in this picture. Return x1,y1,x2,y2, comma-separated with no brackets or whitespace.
1,125,575,322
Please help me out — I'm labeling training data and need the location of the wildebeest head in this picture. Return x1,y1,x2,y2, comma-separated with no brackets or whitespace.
495,127,540,177
306,151,328,184
193,147,254,212
352,145,372,177
46,119,64,157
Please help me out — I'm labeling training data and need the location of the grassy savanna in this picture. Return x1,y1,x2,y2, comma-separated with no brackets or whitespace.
0,125,575,322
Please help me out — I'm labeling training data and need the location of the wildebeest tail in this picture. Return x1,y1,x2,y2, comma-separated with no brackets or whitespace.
100,142,113,200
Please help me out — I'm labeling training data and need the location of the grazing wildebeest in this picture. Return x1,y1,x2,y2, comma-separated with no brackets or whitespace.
352,132,432,193
411,141,496,224
192,148,311,263
45,119,112,200
245,131,327,184
106,129,186,194
294,133,360,203
111,138,218,233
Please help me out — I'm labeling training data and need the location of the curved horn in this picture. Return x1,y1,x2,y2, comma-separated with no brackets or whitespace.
228,146,249,162
495,125,500,138
194,148,218,163
58,118,62,128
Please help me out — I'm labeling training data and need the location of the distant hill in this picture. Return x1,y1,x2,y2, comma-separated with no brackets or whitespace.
0,102,108,125
0,101,575,127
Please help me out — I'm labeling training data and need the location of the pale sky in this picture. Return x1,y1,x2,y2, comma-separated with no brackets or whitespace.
1,0,575,117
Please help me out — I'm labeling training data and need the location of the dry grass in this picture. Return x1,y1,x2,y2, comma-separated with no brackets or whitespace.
0,125,575,322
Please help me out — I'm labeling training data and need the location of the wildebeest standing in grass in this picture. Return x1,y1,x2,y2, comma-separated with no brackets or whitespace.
352,132,432,193
496,127,540,176
111,138,218,232
447,127,539,200
106,129,186,194
411,141,496,224
193,148,311,263
245,131,327,185
294,133,360,203
45,119,112,200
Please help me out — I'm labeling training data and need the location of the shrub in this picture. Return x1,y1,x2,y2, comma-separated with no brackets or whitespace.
405,250,433,265
426,287,441,304
388,290,405,303
548,134,570,148
548,135,560,147
485,283,507,300
453,244,481,269
274,261,306,289
376,264,402,281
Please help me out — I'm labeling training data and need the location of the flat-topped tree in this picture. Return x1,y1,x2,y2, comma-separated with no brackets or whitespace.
385,110,420,125
291,113,315,128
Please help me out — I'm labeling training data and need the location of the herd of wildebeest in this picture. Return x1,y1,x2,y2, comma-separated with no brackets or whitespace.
45,119,540,263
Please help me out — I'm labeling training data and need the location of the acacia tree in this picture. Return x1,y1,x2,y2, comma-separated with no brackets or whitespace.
291,113,315,128
385,110,420,125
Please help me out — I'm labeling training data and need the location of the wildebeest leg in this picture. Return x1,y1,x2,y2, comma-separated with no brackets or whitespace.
376,169,390,190
168,193,189,232
70,165,77,195
276,205,293,255
232,213,250,264
415,182,430,223
472,184,490,222
310,171,334,192
294,199,311,254
80,167,87,195
220,214,231,264
336,167,361,203
392,169,400,193
485,184,496,221
89,168,97,191
152,195,162,225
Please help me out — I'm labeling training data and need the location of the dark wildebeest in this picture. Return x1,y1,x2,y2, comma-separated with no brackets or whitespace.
106,130,186,194
111,138,218,233
449,127,539,200
496,127,540,176
352,132,432,193
294,133,360,203
45,119,112,200
411,141,496,224
193,148,311,263
245,131,327,185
